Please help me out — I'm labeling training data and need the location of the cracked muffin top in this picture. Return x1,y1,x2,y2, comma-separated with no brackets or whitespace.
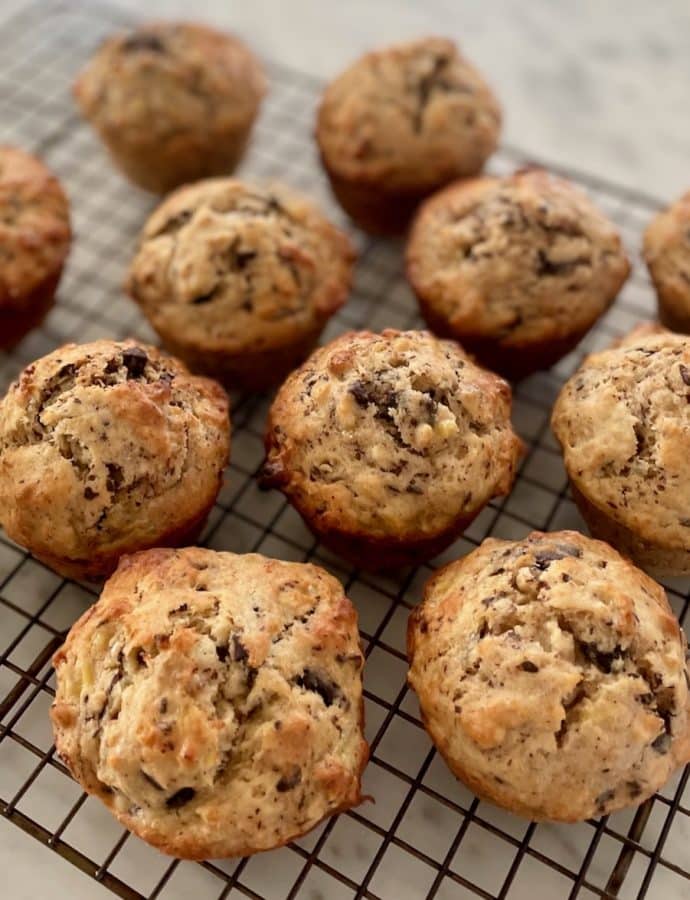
74,22,266,141
0,340,229,577
0,146,71,307
406,169,630,347
127,179,355,355
262,330,522,540
51,547,368,858
316,37,501,191
408,531,690,822
552,325,690,552
644,190,690,321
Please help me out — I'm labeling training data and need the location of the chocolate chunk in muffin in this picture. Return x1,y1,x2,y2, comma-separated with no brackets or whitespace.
552,324,690,575
316,37,501,234
0,146,71,348
406,168,630,379
126,179,355,391
73,22,266,193
408,530,690,821
261,329,523,570
51,547,368,858
0,340,230,579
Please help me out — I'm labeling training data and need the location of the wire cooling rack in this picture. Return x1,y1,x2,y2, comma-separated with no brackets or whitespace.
1,1,689,898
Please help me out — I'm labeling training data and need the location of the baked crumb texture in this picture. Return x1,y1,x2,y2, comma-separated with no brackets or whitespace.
74,22,266,193
262,329,523,569
552,325,690,575
316,37,501,233
0,145,71,347
0,340,229,579
406,168,630,378
52,548,368,859
127,179,355,390
408,530,690,822
644,190,690,332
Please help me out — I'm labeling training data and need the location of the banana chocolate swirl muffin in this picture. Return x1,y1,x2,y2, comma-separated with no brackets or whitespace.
0,146,71,348
0,340,229,579
51,548,368,858
406,169,630,379
552,325,690,575
127,179,355,391
74,21,266,193
261,330,523,570
644,189,690,332
316,37,501,234
408,531,690,822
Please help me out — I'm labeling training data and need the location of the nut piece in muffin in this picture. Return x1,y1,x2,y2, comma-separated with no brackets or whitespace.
408,530,690,822
644,190,690,332
74,22,266,193
127,179,355,391
51,547,368,859
260,329,523,570
316,37,501,234
0,146,71,348
552,324,690,576
406,168,631,379
0,340,229,580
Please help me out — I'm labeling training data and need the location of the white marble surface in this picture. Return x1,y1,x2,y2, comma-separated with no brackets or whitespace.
105,0,690,202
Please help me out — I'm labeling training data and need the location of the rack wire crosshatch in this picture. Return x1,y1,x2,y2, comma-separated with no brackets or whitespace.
0,1,688,898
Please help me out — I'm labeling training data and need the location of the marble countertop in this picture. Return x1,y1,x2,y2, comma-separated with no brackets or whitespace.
1,1,689,898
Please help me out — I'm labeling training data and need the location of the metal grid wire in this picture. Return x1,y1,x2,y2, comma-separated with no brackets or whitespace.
0,1,688,898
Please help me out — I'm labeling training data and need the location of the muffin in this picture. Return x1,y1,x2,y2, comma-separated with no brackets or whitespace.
406,169,631,379
0,340,229,580
0,146,71,348
74,22,266,193
51,547,368,858
260,329,523,570
316,37,501,234
644,190,690,332
408,530,690,822
126,178,355,391
552,325,690,576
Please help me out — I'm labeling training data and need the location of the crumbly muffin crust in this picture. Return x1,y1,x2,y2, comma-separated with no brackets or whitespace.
0,146,71,343
406,169,630,378
408,531,690,822
0,340,229,579
317,37,500,192
127,179,355,390
74,22,266,193
52,548,368,858
261,330,522,569
644,191,690,332
552,325,690,574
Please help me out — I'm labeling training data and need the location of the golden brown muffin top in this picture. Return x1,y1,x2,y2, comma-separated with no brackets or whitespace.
0,340,229,572
74,21,266,139
52,547,367,859
408,531,690,822
317,37,501,191
262,329,522,541
0,146,71,307
127,178,355,355
407,169,630,347
552,325,690,551
644,190,690,318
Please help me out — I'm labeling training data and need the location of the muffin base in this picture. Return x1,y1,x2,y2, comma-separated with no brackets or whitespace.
158,328,324,393
570,484,690,576
323,162,435,236
0,269,62,350
30,499,215,581
102,129,251,195
417,298,598,381
658,300,690,335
